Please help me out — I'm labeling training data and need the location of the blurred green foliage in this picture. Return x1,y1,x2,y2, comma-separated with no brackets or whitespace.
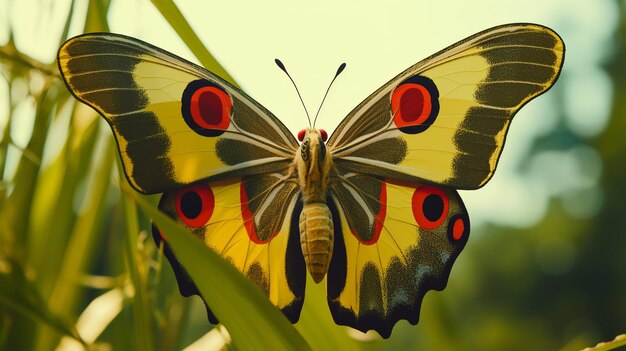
1,0,625,350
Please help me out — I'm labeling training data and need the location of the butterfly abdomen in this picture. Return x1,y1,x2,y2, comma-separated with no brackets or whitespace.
299,202,334,283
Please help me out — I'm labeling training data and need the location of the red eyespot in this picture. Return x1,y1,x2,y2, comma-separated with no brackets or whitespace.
392,83,430,125
190,86,231,130
390,76,440,135
412,185,449,230
451,216,466,241
175,185,215,228
319,129,328,141
182,80,232,137
298,129,306,141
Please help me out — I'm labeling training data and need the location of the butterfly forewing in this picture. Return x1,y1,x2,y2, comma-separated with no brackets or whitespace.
58,33,298,194
327,23,564,189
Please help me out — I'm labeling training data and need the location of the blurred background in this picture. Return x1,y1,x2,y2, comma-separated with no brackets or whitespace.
1,0,624,350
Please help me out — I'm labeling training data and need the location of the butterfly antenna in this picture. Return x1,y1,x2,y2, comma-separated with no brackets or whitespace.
313,63,346,127
275,59,312,127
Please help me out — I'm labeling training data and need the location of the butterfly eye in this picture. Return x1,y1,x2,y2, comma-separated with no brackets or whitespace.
319,129,328,142
298,129,306,142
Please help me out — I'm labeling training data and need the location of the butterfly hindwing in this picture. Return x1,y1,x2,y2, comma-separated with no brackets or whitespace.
328,23,565,189
58,33,298,194
154,175,306,322
327,176,469,337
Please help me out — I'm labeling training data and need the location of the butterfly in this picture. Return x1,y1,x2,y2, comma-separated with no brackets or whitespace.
57,23,564,338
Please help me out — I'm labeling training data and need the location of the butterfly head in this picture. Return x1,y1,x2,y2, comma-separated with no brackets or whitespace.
298,128,328,162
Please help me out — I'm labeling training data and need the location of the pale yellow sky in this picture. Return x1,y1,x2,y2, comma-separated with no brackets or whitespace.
0,0,617,228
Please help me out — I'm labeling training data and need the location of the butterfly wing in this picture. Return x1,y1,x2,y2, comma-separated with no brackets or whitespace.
327,177,468,338
154,175,305,322
58,33,298,195
58,35,305,320
327,23,564,189
326,23,564,336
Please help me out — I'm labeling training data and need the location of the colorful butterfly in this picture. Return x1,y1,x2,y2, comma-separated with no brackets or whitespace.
57,23,564,338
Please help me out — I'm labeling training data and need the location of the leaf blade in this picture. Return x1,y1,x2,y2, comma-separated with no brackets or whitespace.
0,259,84,345
150,0,238,86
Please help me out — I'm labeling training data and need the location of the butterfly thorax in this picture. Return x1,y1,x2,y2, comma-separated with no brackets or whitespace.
295,128,334,283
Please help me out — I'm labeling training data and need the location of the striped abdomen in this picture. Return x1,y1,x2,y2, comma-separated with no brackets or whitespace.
299,202,334,283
